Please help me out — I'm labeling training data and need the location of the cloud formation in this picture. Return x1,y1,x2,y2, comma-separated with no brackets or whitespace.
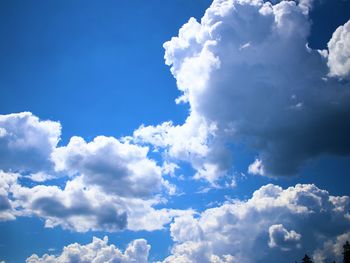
26,236,150,263
0,171,18,221
23,183,350,263
135,0,350,181
0,112,190,232
326,19,350,78
9,173,190,232
268,224,301,250
163,184,350,263
0,112,61,173
52,136,162,198
12,176,128,232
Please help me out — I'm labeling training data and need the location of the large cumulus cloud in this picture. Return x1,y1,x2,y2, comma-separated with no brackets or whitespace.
162,184,350,263
135,0,350,181
26,236,150,263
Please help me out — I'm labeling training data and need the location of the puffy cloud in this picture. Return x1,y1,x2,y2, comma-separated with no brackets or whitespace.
5,173,191,232
313,232,350,263
327,20,350,78
0,112,191,232
133,115,213,161
133,110,231,185
247,158,265,176
12,176,128,232
162,184,350,263
0,171,18,221
0,112,61,173
137,0,350,181
26,236,150,263
52,136,163,198
268,224,301,250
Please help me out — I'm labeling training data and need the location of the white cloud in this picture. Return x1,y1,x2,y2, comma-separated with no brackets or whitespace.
313,232,350,263
247,158,265,176
145,0,350,180
0,112,192,232
26,236,150,263
133,115,214,163
0,112,61,173
162,184,350,263
52,136,163,198
18,182,350,262
26,172,55,182
6,173,192,232
133,112,231,185
12,176,128,232
268,224,301,250
0,170,18,221
327,20,350,78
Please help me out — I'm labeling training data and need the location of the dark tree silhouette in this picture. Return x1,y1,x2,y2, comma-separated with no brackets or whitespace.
343,241,350,263
302,254,313,263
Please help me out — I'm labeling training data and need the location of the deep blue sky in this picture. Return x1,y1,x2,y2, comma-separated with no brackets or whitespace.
0,0,211,144
0,0,350,262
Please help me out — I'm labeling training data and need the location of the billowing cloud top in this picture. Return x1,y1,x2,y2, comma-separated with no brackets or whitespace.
135,0,350,182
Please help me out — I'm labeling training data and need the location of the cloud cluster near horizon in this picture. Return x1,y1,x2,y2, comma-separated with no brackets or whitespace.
163,184,350,262
24,184,350,263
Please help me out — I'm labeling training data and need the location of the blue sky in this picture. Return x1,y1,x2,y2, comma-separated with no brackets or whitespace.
0,0,211,143
0,1,350,262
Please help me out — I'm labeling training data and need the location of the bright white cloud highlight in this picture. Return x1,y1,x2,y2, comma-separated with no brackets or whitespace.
247,159,265,176
327,20,350,78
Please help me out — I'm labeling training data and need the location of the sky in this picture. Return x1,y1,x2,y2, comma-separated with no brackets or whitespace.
0,0,350,262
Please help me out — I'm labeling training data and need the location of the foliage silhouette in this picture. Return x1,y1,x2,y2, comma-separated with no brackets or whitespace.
302,254,313,263
344,241,350,263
